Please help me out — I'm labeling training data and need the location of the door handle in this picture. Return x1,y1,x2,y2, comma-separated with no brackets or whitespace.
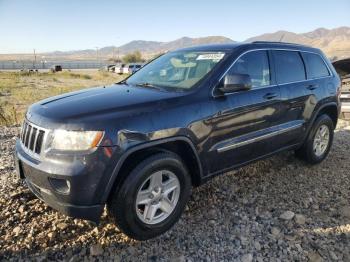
263,93,278,100
306,84,319,90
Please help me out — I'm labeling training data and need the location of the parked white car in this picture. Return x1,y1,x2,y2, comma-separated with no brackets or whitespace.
114,64,125,74
122,64,143,74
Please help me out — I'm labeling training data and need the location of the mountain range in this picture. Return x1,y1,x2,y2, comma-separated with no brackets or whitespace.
1,27,349,61
246,26,350,59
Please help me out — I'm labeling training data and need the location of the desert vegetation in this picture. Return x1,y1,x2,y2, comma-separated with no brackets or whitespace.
0,70,125,126
122,51,144,63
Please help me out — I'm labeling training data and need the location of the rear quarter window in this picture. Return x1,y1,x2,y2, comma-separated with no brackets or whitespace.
273,50,306,84
302,52,330,79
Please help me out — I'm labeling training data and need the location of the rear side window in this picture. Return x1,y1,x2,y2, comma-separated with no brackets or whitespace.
273,51,306,84
302,53,330,79
228,50,270,88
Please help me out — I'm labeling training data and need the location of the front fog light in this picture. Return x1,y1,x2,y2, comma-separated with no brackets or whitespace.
49,177,71,194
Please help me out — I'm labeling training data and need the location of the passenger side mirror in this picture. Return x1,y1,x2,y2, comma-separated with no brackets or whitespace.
218,73,252,94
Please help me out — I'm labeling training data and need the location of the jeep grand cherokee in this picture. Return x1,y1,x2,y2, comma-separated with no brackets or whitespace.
15,42,341,240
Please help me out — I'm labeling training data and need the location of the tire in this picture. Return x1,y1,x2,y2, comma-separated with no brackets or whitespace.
107,152,192,240
295,114,334,164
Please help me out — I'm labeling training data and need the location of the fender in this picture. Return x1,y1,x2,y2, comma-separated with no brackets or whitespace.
303,101,339,142
101,136,203,202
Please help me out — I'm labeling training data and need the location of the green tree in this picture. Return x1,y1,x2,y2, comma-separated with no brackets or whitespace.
122,51,143,63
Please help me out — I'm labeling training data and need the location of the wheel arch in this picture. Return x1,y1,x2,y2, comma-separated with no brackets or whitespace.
102,136,203,203
305,102,339,139
312,102,339,128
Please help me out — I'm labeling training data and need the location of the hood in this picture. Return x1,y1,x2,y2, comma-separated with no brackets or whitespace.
28,84,184,126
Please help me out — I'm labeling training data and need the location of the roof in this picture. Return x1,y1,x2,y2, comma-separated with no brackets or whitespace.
176,43,243,52
175,41,319,53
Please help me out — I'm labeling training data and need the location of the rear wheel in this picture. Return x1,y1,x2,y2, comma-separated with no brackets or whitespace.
295,114,334,164
107,152,191,240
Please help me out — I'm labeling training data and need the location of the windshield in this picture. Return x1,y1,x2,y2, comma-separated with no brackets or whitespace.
126,51,225,91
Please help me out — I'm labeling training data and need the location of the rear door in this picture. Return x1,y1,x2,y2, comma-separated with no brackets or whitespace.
272,50,310,147
301,51,333,106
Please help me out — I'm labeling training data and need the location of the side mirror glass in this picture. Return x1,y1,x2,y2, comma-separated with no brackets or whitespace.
218,73,252,94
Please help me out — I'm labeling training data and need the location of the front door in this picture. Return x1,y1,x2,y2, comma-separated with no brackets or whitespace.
206,50,283,174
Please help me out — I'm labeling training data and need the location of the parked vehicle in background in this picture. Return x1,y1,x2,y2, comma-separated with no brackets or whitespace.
50,65,62,73
122,64,143,74
332,58,350,120
106,64,116,72
114,64,125,74
340,75,350,119
15,42,341,240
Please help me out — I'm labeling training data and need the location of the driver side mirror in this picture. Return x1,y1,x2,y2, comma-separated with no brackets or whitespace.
218,73,252,94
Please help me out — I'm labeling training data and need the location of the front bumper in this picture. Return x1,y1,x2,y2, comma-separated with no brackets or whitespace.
14,139,115,222
25,178,103,222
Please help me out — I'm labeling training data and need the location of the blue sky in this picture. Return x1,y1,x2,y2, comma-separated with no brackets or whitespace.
0,0,349,53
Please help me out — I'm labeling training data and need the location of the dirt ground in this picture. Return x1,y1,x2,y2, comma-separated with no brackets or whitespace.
0,120,349,261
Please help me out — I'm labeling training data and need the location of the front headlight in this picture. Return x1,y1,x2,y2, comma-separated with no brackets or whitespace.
49,130,104,151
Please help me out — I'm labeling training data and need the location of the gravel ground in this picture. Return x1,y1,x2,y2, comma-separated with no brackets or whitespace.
1,121,350,261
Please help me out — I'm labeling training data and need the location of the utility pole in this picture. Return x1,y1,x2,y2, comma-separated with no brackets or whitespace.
95,47,99,68
278,34,285,42
33,49,37,69
41,56,46,69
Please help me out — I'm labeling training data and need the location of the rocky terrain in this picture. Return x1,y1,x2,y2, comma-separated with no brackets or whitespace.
0,121,350,261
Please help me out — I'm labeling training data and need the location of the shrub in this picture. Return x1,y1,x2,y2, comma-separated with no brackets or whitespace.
122,51,143,63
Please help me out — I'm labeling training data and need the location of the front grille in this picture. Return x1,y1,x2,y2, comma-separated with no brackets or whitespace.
20,120,46,156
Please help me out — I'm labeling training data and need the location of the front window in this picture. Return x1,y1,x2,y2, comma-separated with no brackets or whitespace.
227,50,270,88
126,51,226,91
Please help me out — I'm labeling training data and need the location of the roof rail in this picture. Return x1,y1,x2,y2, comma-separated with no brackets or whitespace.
252,41,304,46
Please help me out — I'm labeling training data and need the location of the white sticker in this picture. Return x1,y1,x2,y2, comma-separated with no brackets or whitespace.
196,53,225,60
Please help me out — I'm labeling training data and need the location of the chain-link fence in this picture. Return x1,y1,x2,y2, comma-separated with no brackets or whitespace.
0,60,110,70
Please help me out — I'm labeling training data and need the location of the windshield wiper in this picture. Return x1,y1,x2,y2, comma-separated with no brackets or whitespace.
116,80,128,85
135,82,164,91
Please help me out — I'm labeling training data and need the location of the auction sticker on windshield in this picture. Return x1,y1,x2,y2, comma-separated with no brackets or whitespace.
196,53,225,60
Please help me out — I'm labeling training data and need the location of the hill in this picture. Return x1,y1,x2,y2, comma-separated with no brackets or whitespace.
1,27,349,61
246,26,350,59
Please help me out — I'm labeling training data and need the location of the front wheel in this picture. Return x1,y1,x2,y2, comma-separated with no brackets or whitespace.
107,152,191,240
295,114,334,164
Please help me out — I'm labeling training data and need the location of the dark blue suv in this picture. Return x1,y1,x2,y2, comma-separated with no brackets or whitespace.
15,42,341,240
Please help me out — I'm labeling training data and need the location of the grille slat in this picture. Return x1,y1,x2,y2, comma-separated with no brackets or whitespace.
21,122,28,142
24,125,32,147
35,130,45,154
29,128,37,151
21,120,45,157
